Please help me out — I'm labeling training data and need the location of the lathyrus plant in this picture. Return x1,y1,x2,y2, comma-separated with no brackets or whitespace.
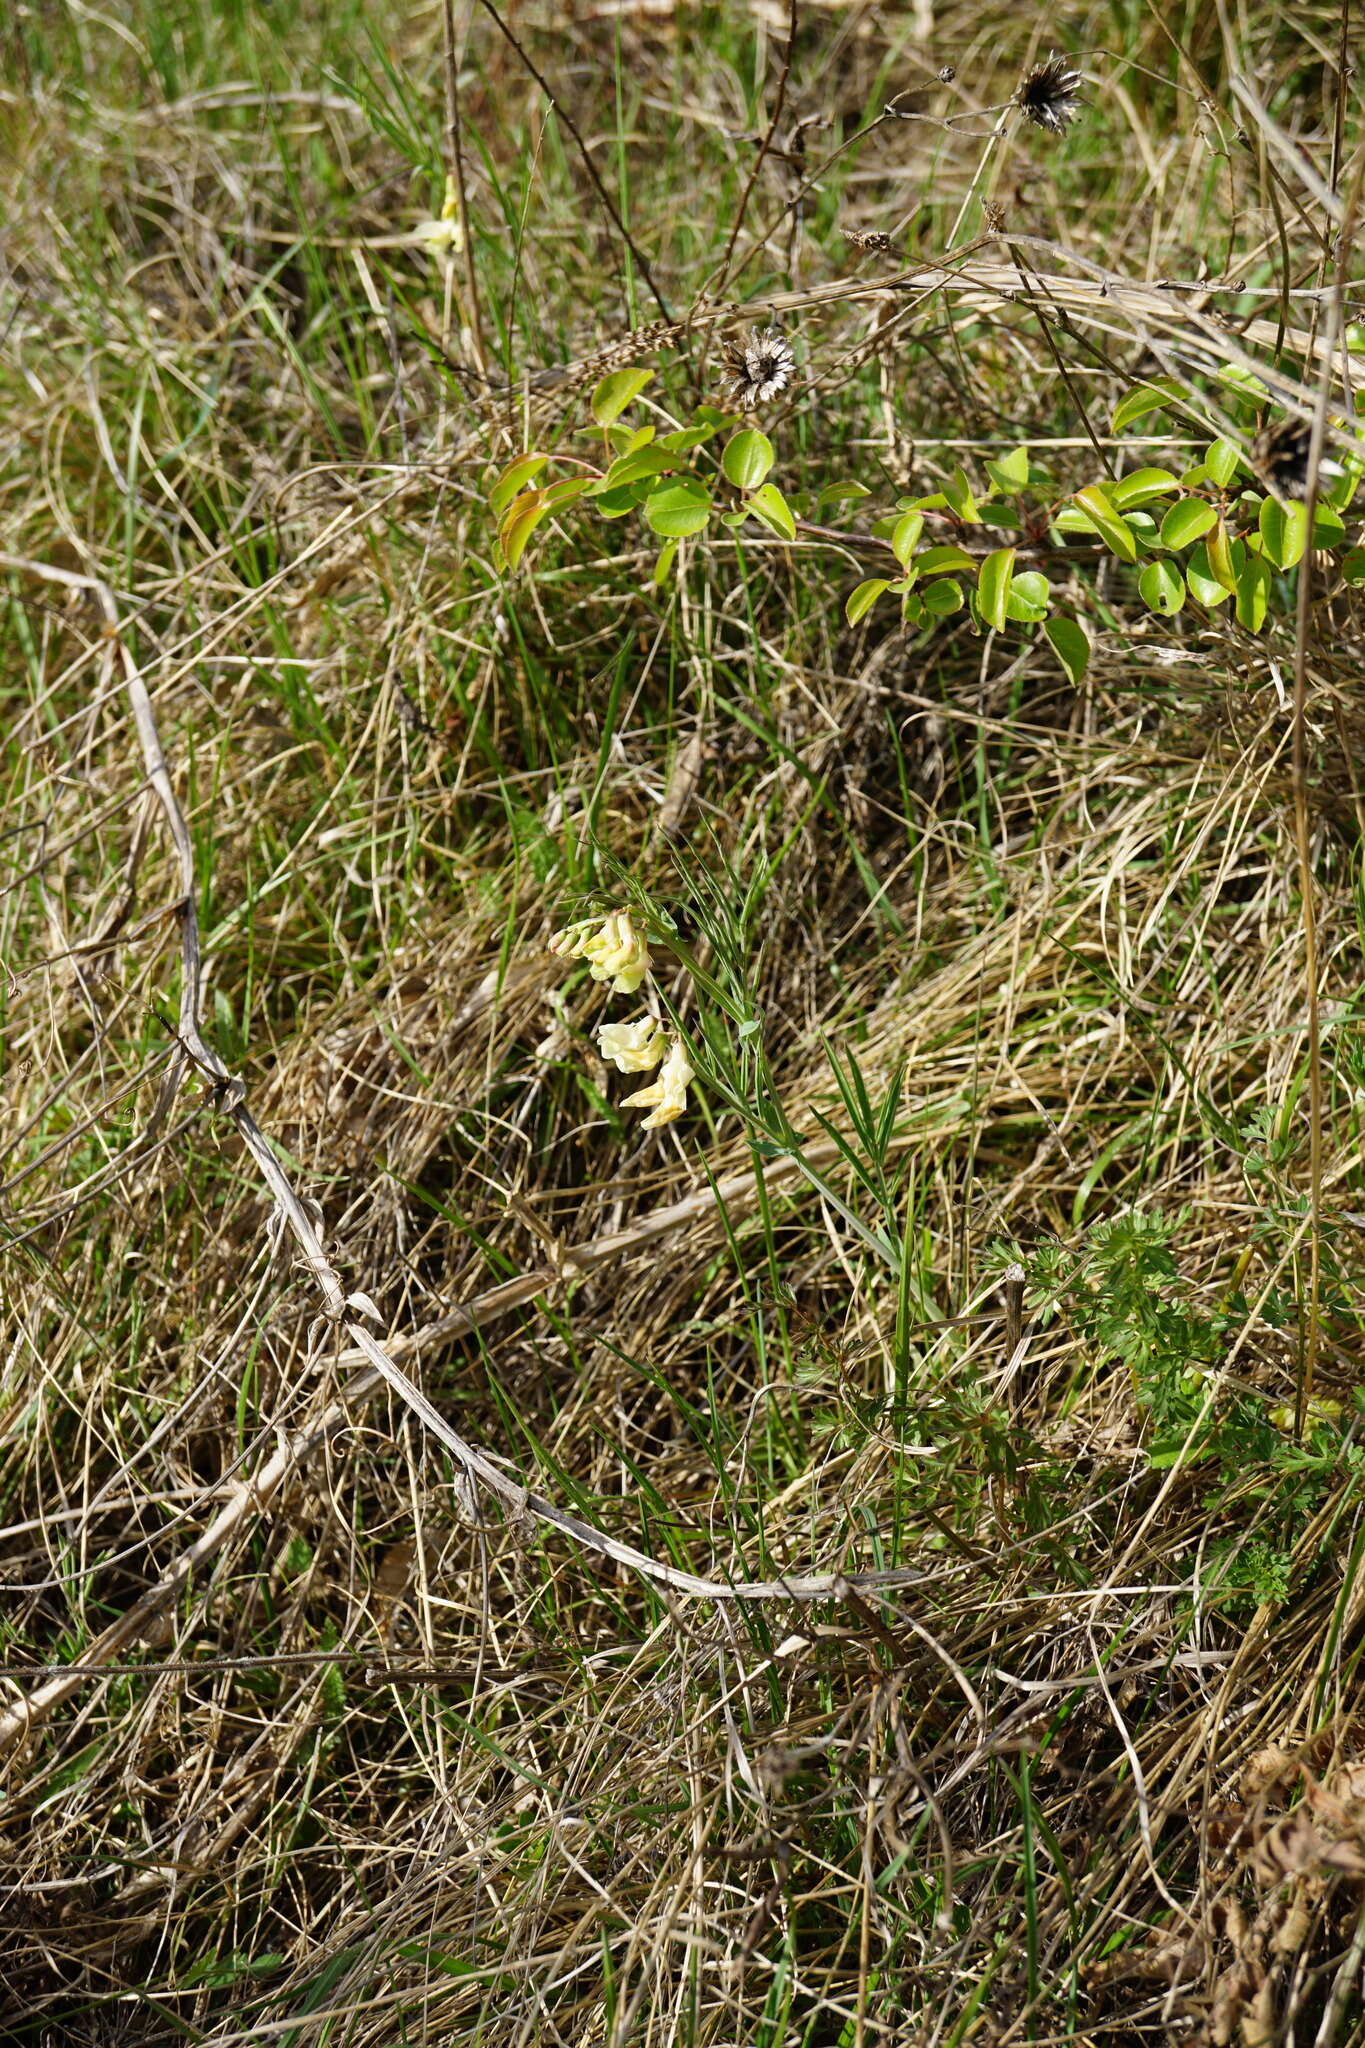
488,354,1364,688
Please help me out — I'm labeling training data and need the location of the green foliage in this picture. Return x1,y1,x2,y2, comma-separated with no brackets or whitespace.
485,359,1361,689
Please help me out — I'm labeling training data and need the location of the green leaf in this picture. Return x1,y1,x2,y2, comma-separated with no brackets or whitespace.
1341,547,1365,585
643,479,712,537
1258,495,1309,570
608,423,654,456
901,588,926,625
1073,486,1138,562
1108,467,1179,508
1186,544,1234,607
722,427,775,491
1138,559,1185,614
921,578,964,615
1217,362,1270,400
985,446,1030,492
657,421,722,454
490,454,548,517
977,546,1015,630
1204,439,1242,489
594,479,655,518
541,479,591,512
943,466,980,522
652,537,681,586
1205,519,1239,591
1112,379,1185,432
591,366,653,426
602,445,671,491
499,489,550,569
915,544,976,574
1159,498,1217,550
817,479,872,509
846,578,891,624
1044,615,1090,684
891,511,925,567
746,481,796,540
1005,569,1049,621
1234,553,1271,630
1312,502,1346,548
1324,459,1362,512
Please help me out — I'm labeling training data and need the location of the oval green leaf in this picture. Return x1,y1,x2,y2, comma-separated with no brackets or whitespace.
499,489,550,569
1112,379,1185,433
1044,615,1090,685
921,577,964,615
1234,554,1270,631
1186,544,1234,608
643,479,712,537
591,366,653,426
746,481,796,541
943,466,980,522
1312,502,1346,548
985,446,1031,492
916,544,976,574
977,546,1015,630
1258,496,1308,571
1073,486,1137,562
722,427,775,491
1138,559,1185,614
1204,439,1242,489
1108,467,1179,509
846,578,891,625
1159,498,1217,550
891,511,925,567
490,454,548,517
1005,569,1049,621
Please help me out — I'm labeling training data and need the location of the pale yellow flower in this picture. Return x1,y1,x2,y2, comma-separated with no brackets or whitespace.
548,910,651,996
411,175,465,266
622,1037,694,1129
597,1017,667,1074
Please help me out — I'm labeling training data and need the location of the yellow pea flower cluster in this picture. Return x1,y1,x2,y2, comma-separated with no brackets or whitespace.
547,911,696,1131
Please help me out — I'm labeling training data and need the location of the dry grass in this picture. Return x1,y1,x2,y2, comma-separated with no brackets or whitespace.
3,1,1365,2042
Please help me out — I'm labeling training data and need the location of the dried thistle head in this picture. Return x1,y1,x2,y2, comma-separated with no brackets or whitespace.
840,227,896,255
1016,52,1083,135
720,325,797,411
1250,417,1346,497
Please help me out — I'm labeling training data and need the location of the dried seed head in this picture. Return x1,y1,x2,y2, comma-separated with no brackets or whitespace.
841,227,896,254
1253,418,1313,494
721,325,797,411
937,65,956,83
1250,417,1346,496
1016,52,1083,135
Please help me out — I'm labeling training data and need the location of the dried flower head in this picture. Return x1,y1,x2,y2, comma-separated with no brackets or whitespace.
597,1016,667,1074
1016,53,1083,136
721,325,797,411
841,228,896,255
1251,418,1344,497
548,910,651,996
622,1036,695,1130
